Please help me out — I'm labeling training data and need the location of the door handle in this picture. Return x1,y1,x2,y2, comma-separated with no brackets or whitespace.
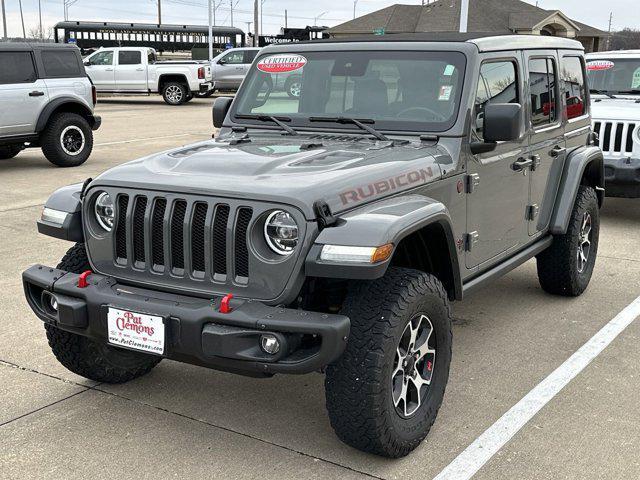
136,68,144,71
105,68,114,71
512,157,533,172
549,145,566,158
29,91,45,97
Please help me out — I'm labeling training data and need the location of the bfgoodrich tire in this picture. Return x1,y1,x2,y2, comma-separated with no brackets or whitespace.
44,243,161,383
536,185,600,296
40,112,93,167
325,267,452,457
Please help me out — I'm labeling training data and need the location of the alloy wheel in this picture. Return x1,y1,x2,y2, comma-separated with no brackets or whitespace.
577,212,592,274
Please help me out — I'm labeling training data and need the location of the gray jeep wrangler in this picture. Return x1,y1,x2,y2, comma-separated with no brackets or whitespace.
23,34,604,457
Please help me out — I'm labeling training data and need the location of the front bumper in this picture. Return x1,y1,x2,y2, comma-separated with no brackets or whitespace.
604,156,640,198
23,265,350,377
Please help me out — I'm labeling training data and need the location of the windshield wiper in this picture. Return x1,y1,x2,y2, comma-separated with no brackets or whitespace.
309,116,389,141
235,114,298,136
614,89,640,95
590,89,617,99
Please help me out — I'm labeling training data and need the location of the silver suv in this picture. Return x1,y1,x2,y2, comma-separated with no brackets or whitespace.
0,43,101,167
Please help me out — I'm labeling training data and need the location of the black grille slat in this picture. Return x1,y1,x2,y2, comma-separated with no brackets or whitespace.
234,208,252,279
602,122,612,151
212,205,230,276
626,124,636,153
191,203,208,273
132,197,147,264
151,198,166,268
115,195,129,260
171,200,187,271
614,123,624,152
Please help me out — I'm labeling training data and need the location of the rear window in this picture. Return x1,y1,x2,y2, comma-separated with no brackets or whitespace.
42,50,83,78
0,51,37,84
119,51,142,65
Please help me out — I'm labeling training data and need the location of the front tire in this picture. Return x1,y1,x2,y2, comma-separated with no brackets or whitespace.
325,267,452,457
162,82,188,105
536,185,600,296
40,113,93,167
45,243,161,383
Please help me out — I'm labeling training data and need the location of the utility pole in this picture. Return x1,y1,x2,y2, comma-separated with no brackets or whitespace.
157,0,162,25
260,0,266,36
1,0,7,40
353,0,358,19
284,9,287,28
459,0,469,32
208,0,213,65
38,0,43,39
253,0,259,46
607,12,613,50
230,0,234,27
18,0,26,38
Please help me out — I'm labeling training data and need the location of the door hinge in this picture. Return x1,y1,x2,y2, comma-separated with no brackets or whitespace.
465,173,480,194
526,204,539,221
465,231,479,252
530,154,541,171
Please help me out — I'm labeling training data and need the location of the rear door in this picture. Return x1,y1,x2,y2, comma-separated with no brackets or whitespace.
524,51,567,235
85,50,115,90
466,53,531,268
115,50,147,91
0,50,48,136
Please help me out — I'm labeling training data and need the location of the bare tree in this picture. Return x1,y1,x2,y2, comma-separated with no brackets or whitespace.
27,25,53,41
610,28,640,50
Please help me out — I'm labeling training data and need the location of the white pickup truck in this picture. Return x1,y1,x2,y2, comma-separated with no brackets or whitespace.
83,47,213,105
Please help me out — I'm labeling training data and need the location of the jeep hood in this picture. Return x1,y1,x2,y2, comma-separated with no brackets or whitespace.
591,97,640,122
92,134,450,219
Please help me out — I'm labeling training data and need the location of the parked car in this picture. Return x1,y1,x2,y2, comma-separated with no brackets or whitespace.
209,47,261,92
0,43,100,167
24,34,604,458
586,50,640,197
83,47,213,105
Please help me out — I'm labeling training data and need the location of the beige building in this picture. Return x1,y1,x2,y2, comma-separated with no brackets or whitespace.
329,0,608,52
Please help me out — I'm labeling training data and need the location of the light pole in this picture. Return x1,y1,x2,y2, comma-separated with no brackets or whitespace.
38,0,43,39
353,0,358,19
260,0,266,36
208,0,213,65
254,0,259,46
314,11,328,26
459,0,468,33
18,0,26,38
1,0,7,40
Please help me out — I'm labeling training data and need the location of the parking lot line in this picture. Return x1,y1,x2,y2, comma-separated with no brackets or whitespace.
433,294,640,480
95,133,208,147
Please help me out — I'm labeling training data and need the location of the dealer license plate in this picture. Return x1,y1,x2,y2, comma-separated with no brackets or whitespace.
107,308,165,355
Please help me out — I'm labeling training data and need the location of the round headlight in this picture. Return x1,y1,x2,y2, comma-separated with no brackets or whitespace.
94,192,115,232
264,210,298,255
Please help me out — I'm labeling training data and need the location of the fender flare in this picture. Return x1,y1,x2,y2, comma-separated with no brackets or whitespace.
158,73,190,89
37,183,84,242
549,146,604,235
305,195,463,300
35,97,94,133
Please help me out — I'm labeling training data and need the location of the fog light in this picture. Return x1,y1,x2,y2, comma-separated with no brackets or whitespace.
260,334,280,355
50,296,58,312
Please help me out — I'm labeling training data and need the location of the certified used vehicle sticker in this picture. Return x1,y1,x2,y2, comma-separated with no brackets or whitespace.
257,54,307,73
586,60,615,71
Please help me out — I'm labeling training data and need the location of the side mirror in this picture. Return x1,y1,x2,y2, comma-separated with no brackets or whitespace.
217,59,226,65
83,60,92,66
213,96,233,129
483,103,522,142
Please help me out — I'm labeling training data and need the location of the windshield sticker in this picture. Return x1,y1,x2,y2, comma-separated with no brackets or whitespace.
438,85,453,101
443,64,455,76
633,68,640,89
257,54,307,74
586,60,615,71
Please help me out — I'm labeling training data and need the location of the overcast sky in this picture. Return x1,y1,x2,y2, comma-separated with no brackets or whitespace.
2,0,637,38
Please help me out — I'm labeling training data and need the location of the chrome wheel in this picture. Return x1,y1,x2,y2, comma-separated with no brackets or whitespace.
391,314,436,418
165,85,184,104
289,81,301,98
60,126,85,156
577,212,592,274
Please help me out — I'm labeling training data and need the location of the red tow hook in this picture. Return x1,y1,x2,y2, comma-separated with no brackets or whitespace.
219,293,234,314
77,270,92,288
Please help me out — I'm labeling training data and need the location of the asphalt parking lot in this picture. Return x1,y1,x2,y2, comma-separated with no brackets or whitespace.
1,96,639,480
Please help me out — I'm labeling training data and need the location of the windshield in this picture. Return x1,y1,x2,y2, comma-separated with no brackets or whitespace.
232,50,467,132
586,58,640,94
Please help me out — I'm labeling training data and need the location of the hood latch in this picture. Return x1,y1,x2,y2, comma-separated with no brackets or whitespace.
314,201,337,231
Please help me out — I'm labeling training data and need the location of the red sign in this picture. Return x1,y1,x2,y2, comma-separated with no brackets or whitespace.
257,54,307,73
586,60,615,71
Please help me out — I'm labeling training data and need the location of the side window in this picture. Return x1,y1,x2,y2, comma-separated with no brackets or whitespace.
0,51,37,84
148,51,156,65
90,51,114,66
474,61,519,140
529,58,557,127
118,51,142,65
41,50,82,77
562,56,587,119
221,51,244,65
244,49,258,64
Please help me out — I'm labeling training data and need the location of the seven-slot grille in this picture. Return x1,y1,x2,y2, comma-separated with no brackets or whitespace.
113,194,252,283
594,121,637,155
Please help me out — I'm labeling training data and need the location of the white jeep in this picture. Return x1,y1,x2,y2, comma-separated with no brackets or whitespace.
586,50,640,197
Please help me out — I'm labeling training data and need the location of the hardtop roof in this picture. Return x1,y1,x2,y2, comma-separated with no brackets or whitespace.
0,42,80,51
